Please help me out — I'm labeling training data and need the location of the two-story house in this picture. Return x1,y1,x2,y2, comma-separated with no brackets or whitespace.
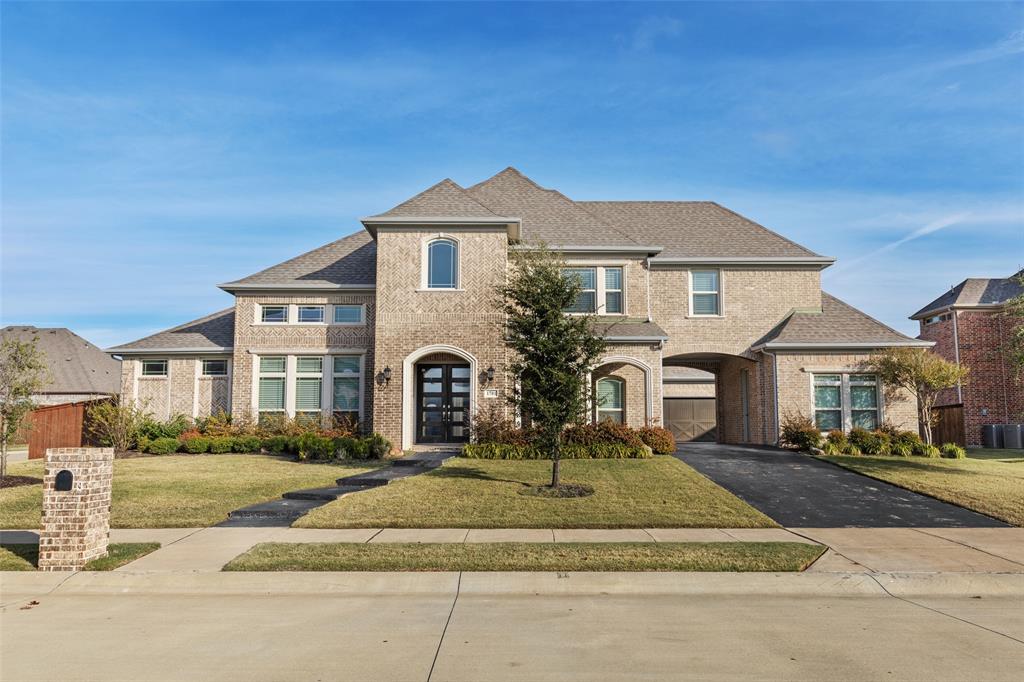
108,168,928,450
913,271,1024,446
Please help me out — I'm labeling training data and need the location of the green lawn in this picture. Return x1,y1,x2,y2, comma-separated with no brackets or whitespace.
0,543,160,571
224,541,823,572
967,448,1024,462
295,456,776,529
0,455,382,529
822,453,1024,526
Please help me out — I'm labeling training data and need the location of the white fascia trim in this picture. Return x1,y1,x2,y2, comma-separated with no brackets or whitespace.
514,244,664,255
652,256,835,267
910,303,1004,320
603,335,669,342
361,216,522,241
219,282,376,292
107,347,233,355
752,340,934,351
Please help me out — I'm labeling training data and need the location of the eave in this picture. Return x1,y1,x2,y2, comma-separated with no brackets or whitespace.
218,282,376,294
651,256,835,269
751,340,934,352
106,347,234,356
360,216,522,241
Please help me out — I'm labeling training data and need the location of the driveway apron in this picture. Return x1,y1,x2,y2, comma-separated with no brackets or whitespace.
676,443,1007,528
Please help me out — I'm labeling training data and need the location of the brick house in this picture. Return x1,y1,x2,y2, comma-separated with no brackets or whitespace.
912,271,1024,446
109,168,928,450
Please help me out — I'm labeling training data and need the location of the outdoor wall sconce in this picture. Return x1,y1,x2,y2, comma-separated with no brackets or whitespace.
376,366,392,386
486,366,495,382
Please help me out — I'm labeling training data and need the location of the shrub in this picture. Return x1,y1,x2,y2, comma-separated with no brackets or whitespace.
208,437,235,454
179,429,203,442
231,435,262,453
940,443,966,459
565,421,645,448
825,430,847,448
914,442,941,458
892,430,923,452
780,412,821,451
366,433,392,459
295,432,332,460
821,441,843,456
637,426,675,455
463,442,651,459
181,437,210,454
85,399,150,452
890,442,912,457
261,435,291,454
332,436,367,460
137,435,152,453
146,437,180,455
842,443,862,455
138,414,193,440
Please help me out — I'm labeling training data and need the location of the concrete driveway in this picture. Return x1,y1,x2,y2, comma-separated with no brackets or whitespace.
676,443,1007,528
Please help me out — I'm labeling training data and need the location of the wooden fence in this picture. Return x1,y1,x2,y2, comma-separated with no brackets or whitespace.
24,400,106,459
931,404,965,446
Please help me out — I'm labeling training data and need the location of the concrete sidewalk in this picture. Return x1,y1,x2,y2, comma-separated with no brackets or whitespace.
2,572,1023,681
5,526,1024,574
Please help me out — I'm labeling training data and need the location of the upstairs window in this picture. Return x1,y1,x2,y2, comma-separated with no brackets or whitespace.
427,239,458,289
297,305,325,323
141,359,168,376
690,270,721,316
562,266,625,314
564,268,597,312
201,359,228,376
333,304,364,324
261,305,288,323
596,377,625,423
604,267,623,314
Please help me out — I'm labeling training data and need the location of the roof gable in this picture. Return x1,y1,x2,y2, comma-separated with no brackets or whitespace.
108,308,235,353
370,178,502,218
912,273,1024,319
221,231,376,290
755,293,927,348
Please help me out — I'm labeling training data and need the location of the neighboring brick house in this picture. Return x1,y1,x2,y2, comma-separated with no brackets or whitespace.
912,272,1024,446
1,326,120,406
109,167,928,449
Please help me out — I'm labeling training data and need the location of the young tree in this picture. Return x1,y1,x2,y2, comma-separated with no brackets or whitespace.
0,337,49,482
1002,274,1024,382
499,247,606,488
86,399,150,453
863,348,969,445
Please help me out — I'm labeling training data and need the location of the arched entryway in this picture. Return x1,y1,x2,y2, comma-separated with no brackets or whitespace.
591,356,653,427
401,345,478,449
663,352,764,445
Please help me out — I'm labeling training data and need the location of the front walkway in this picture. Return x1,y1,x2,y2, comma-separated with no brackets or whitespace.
676,443,1007,527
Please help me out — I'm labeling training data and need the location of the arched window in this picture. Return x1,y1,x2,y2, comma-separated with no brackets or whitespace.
596,377,625,424
427,238,458,289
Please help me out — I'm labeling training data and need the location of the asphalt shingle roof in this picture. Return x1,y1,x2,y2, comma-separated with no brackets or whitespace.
912,271,1024,319
755,293,926,347
221,232,376,289
108,309,235,353
1,326,120,395
370,179,501,218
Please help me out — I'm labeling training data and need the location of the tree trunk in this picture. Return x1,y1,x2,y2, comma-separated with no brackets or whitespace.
919,396,933,445
0,441,7,484
550,436,561,488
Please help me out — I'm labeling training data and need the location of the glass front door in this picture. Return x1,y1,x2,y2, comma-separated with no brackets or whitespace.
416,364,470,443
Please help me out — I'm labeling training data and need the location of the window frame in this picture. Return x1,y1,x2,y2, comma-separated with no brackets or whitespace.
297,305,326,324
811,372,883,432
595,376,625,424
332,304,365,326
140,359,168,377
331,354,363,425
260,305,289,324
561,265,627,316
201,358,228,376
689,269,722,317
425,237,460,290
257,356,287,416
293,356,324,418
253,353,365,423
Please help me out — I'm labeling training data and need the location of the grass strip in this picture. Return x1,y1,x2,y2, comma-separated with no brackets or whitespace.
223,541,825,572
0,543,161,571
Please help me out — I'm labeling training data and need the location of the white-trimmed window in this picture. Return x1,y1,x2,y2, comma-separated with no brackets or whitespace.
201,359,227,376
427,238,458,289
261,305,288,323
141,359,168,376
924,313,951,326
596,377,625,423
813,373,881,432
332,355,362,425
562,266,625,315
297,305,325,323
333,304,364,325
294,357,323,422
258,356,286,418
690,270,721,316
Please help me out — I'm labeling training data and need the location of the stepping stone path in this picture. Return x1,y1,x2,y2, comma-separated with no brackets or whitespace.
220,449,457,527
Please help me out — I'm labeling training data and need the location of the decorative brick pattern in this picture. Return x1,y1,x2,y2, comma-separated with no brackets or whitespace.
38,447,113,571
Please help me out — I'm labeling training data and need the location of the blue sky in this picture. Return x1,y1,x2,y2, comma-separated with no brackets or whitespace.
2,1,1022,347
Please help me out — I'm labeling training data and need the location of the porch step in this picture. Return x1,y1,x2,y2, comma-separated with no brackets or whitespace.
282,485,363,501
336,467,422,487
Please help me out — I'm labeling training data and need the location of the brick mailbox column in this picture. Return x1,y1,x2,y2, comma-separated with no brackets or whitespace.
38,447,114,571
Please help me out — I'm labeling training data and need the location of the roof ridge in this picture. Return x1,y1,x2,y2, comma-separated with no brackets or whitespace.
820,291,917,341
708,202,822,258
379,177,501,218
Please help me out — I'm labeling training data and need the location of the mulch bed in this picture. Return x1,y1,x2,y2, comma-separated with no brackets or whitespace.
0,475,44,489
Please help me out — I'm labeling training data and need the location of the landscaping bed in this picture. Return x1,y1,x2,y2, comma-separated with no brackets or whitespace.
223,541,824,572
0,455,383,529
0,543,160,571
295,456,777,529
822,454,1024,526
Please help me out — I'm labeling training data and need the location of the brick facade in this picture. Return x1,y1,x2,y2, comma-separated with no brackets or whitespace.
919,310,1024,445
38,447,113,571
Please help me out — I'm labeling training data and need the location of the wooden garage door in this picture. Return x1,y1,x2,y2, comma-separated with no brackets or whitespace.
664,398,717,442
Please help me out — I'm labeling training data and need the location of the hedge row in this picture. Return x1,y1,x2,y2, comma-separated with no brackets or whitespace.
136,432,391,460
462,442,653,460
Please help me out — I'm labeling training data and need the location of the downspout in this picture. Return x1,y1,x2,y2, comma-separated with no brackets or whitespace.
951,309,963,403
645,257,652,322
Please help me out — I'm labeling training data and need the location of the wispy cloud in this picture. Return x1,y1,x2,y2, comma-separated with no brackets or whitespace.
625,16,684,51
828,213,971,276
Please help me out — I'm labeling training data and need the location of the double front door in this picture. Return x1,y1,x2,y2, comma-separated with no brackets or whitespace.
416,364,470,443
